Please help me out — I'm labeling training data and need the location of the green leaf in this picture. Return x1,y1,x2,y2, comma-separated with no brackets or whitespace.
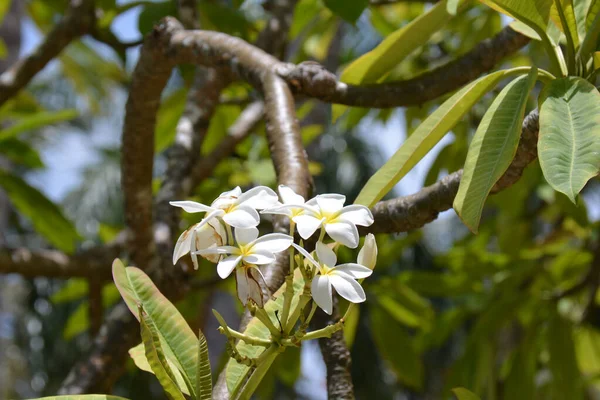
452,387,482,400
0,109,78,142
550,0,579,72
354,67,530,207
31,397,130,400
586,0,600,33
323,0,368,23
371,304,423,390
196,329,212,400
139,306,186,400
547,311,584,399
155,88,188,152
112,259,198,398
128,343,190,396
453,67,537,233
138,1,177,36
503,324,539,400
0,171,79,252
0,0,12,25
340,0,453,85
478,0,553,33
0,138,44,168
447,0,461,15
225,269,304,396
63,300,89,340
580,0,600,61
538,77,600,202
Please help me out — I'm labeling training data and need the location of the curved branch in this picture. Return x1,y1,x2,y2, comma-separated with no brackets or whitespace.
365,110,539,235
278,26,529,108
0,0,95,106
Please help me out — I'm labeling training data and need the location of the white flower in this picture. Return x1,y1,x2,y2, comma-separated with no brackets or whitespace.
170,186,279,229
261,184,320,228
295,194,374,248
172,217,226,269
235,266,268,307
195,227,293,279
358,233,377,270
294,242,372,314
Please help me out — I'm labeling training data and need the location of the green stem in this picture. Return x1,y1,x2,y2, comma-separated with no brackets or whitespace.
218,326,272,347
237,345,282,400
298,320,344,341
537,68,556,85
285,291,312,333
254,307,281,337
280,222,296,332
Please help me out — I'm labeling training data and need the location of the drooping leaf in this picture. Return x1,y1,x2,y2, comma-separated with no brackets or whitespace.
354,67,530,207
139,307,186,400
452,387,482,400
323,0,368,23
0,109,78,142
196,329,212,400
453,67,538,233
547,311,584,399
128,343,190,396
112,260,197,398
340,0,453,85
538,77,600,202
0,171,79,253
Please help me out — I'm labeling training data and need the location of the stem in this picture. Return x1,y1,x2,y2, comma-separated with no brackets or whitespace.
236,345,281,400
218,326,272,347
318,228,326,242
254,307,281,337
280,222,296,332
285,291,312,333
537,68,556,85
298,320,344,341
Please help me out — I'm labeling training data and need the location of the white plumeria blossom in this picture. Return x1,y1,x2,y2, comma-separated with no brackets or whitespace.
261,184,317,220
294,194,374,248
172,217,226,269
170,186,279,230
293,242,373,314
195,226,293,279
358,233,378,270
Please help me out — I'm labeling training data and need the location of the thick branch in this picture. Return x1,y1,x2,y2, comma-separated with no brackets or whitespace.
279,26,529,108
0,0,95,106
365,110,539,235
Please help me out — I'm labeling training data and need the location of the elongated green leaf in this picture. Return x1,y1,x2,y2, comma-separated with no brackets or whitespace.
587,0,600,32
354,67,530,207
128,343,190,395
550,0,580,48
447,0,461,15
453,68,537,233
139,307,186,400
580,0,600,59
538,77,600,202
503,324,538,400
0,138,44,168
340,0,452,85
547,312,584,399
323,0,368,23
0,171,79,252
452,388,482,400
478,0,553,33
196,329,212,400
32,397,130,400
225,269,304,395
0,109,78,142
112,260,197,398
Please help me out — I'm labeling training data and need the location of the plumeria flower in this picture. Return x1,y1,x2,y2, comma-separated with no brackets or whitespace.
293,242,373,314
170,186,279,229
261,185,321,231
172,217,226,269
358,234,378,270
295,194,374,248
195,227,293,305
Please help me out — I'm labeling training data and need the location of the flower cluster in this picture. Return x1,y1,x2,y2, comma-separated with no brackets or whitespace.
171,185,377,314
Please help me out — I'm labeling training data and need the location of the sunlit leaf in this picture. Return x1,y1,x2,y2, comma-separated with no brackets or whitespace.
550,0,580,48
0,109,78,142
452,387,482,400
0,171,79,252
196,329,212,400
128,343,190,396
155,88,188,152
454,67,537,233
477,0,553,34
538,77,600,203
354,67,530,207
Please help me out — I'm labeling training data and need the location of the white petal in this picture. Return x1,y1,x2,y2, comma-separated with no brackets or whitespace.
329,272,366,303
172,227,193,264
248,268,266,307
235,227,259,246
260,205,294,217
196,246,239,256
169,201,214,213
243,250,276,265
334,263,373,279
311,275,333,314
223,205,260,228
315,241,337,267
338,205,374,227
235,267,250,306
357,233,377,270
251,233,293,253
291,243,321,271
237,186,278,210
221,186,242,198
217,255,242,278
278,185,305,205
315,194,346,214
293,214,323,239
325,221,359,248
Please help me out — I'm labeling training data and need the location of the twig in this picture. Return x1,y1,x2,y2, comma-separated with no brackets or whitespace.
88,279,104,336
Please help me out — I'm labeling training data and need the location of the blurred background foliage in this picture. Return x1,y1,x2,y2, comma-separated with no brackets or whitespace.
1,0,600,399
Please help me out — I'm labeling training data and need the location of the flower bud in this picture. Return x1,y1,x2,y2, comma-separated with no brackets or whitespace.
357,233,377,270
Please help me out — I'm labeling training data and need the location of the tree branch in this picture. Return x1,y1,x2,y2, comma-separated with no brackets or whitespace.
365,110,539,235
0,0,95,106
278,26,529,108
